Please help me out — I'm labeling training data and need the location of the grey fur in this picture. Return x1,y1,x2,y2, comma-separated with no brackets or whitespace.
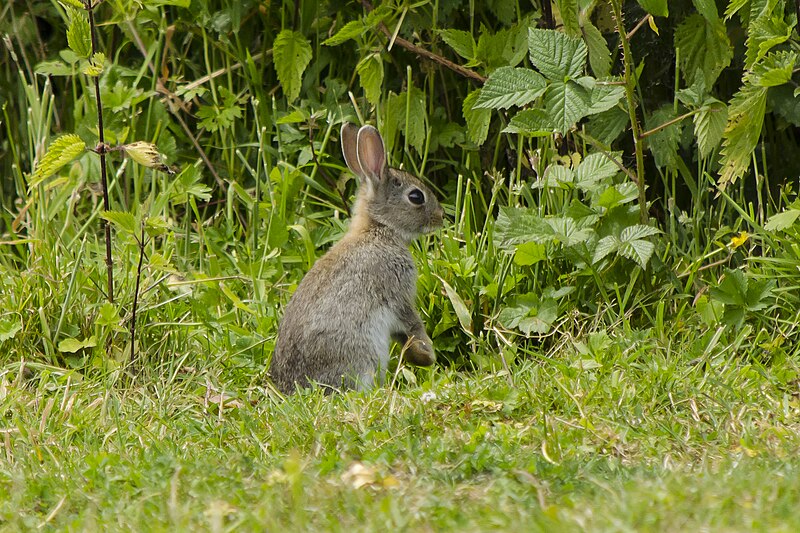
270,123,444,393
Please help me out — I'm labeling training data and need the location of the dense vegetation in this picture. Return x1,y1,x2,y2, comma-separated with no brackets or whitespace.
2,0,800,529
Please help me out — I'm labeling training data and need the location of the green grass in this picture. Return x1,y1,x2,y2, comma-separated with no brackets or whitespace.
3,328,800,531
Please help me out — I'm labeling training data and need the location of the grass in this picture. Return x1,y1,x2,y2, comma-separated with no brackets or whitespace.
3,327,800,531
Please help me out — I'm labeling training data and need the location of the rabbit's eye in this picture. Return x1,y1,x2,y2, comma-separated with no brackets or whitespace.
408,188,425,205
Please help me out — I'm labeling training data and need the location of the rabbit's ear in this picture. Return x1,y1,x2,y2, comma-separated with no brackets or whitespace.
341,123,364,178
356,126,386,182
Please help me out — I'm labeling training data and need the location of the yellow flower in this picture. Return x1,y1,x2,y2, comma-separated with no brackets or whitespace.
730,231,749,249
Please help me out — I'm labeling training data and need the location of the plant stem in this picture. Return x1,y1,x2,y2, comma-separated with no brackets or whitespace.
130,225,146,365
609,0,648,223
87,0,114,302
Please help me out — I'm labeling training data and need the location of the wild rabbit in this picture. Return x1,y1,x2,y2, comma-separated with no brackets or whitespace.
270,123,444,393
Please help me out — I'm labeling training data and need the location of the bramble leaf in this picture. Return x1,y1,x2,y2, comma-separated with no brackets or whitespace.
475,67,547,109
528,28,587,80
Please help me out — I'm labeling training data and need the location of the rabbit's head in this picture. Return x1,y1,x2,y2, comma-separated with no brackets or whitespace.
341,123,444,242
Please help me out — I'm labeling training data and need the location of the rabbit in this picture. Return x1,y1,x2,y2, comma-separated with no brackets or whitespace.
270,122,444,394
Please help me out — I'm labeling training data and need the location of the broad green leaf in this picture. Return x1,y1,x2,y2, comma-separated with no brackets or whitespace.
528,28,587,80
618,239,656,268
494,207,554,248
475,67,547,109
58,336,97,353
385,87,427,154
273,29,312,102
764,209,800,232
675,14,732,88
357,53,383,106
101,210,137,235
745,8,791,69
503,109,554,136
587,83,625,114
514,242,547,266
439,29,476,60
694,100,727,158
719,79,768,187
594,182,639,210
29,134,86,189
574,152,621,190
555,0,580,36
35,60,75,76
585,105,629,144
592,235,618,264
645,105,681,170
323,20,365,46
543,80,592,134
545,216,594,246
620,224,661,241
0,319,22,342
61,0,85,7
753,51,797,87
692,0,720,21
67,8,92,58
477,23,528,70
724,0,748,20
636,0,668,17
498,293,558,335
582,20,611,78
440,278,472,332
462,90,491,146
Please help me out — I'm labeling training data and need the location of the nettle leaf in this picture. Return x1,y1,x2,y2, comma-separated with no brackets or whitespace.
29,134,86,188
323,20,366,46
694,99,727,158
587,83,625,114
528,28,587,80
544,80,592,134
514,242,547,266
764,208,800,232
475,67,547,109
101,210,137,235
574,152,621,190
582,20,611,78
753,50,797,87
503,109,554,136
357,53,383,106
462,90,491,146
719,79,768,187
675,14,732,88
439,29,476,60
645,105,681,170
745,8,792,69
67,8,91,58
636,0,668,17
494,207,554,248
692,0,720,21
272,29,312,102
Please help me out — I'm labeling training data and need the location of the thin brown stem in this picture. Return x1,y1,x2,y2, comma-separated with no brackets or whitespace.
639,110,698,139
87,0,114,302
130,225,146,365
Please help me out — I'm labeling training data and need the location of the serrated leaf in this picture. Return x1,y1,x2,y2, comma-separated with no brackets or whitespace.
439,29,476,60
494,207,554,248
61,0,85,7
82,52,105,77
620,224,661,241
545,216,594,246
555,0,580,36
528,28,587,80
645,105,681,170
357,53,383,106
67,8,92,58
636,0,668,16
694,100,727,158
273,29,312,102
618,239,656,268
718,80,768,187
440,278,472,332
498,293,558,335
585,106,629,144
594,182,639,209
692,0,720,21
323,20,365,46
503,109,554,136
475,66,547,109
543,80,592,134
29,134,86,189
582,20,611,78
745,8,791,70
592,235,619,264
764,209,800,232
754,51,797,87
463,90,491,146
675,14,732,88
101,210,137,235
574,152,621,189
587,83,625,114
514,242,547,266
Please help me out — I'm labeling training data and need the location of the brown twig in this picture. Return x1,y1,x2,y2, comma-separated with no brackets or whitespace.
86,0,114,304
130,224,146,364
360,0,486,84
638,110,697,139
626,14,652,40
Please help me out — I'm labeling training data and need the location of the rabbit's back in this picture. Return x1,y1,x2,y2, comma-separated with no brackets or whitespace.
271,230,417,392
